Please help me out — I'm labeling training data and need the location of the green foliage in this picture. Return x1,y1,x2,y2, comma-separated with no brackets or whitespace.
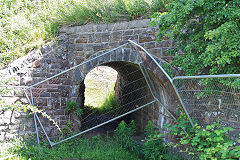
114,120,140,152
151,0,171,12
66,100,83,116
83,92,120,117
99,92,120,113
143,121,167,160
164,114,240,159
114,120,182,159
0,135,140,160
152,0,240,84
60,121,74,137
122,0,150,19
0,0,171,66
143,121,183,160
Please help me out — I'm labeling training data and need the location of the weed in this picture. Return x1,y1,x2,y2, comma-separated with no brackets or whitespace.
114,120,139,152
0,134,140,160
164,111,240,159
99,92,120,113
66,100,83,117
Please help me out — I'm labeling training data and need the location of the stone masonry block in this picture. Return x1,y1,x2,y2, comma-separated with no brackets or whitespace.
94,33,102,43
75,38,88,43
111,31,123,41
139,34,156,43
128,19,150,29
123,30,134,35
112,21,129,30
69,44,83,51
102,32,110,42
150,48,162,58
156,40,172,48
122,35,138,41
144,42,156,49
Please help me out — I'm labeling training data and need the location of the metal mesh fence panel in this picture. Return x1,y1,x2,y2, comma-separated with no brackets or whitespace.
173,76,240,135
2,40,240,146
1,43,156,146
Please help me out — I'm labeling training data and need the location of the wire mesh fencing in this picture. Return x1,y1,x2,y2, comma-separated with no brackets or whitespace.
173,75,240,138
0,43,157,146
1,40,240,146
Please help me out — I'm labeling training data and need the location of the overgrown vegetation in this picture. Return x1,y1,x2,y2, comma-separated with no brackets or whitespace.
0,0,171,66
163,111,240,160
2,117,239,159
0,135,140,160
114,120,183,160
0,120,182,160
152,0,240,86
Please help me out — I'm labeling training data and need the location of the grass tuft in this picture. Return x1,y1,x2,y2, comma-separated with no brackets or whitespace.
0,135,140,160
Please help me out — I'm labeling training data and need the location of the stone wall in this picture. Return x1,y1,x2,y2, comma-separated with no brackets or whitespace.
0,19,175,140
59,19,174,65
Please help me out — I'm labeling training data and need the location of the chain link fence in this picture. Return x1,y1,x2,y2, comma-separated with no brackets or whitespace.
173,76,240,138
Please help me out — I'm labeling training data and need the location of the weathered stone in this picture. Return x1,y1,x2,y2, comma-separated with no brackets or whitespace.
102,33,110,42
51,92,61,98
122,35,138,41
144,42,156,49
112,21,129,30
128,19,150,29
75,56,85,64
108,42,120,48
123,30,134,35
156,40,171,48
94,33,102,43
111,31,122,41
39,92,51,97
150,48,162,58
75,38,88,43
139,34,156,43
92,44,104,52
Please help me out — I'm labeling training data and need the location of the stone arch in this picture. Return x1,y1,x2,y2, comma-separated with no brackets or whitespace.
72,47,176,132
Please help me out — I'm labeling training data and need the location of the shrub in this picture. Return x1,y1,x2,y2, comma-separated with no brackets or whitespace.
114,120,140,152
0,135,140,160
143,121,183,160
143,121,167,160
151,0,171,12
164,113,240,159
152,0,240,86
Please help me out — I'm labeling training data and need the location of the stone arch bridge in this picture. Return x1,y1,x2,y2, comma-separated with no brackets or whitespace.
1,19,239,143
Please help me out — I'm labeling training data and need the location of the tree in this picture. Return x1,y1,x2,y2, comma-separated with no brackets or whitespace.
152,0,240,77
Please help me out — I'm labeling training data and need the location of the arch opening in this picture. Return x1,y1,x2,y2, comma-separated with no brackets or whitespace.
84,66,118,108
78,61,155,135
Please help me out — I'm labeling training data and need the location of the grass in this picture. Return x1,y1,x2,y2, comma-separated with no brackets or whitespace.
0,135,141,160
0,0,171,67
0,120,183,160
